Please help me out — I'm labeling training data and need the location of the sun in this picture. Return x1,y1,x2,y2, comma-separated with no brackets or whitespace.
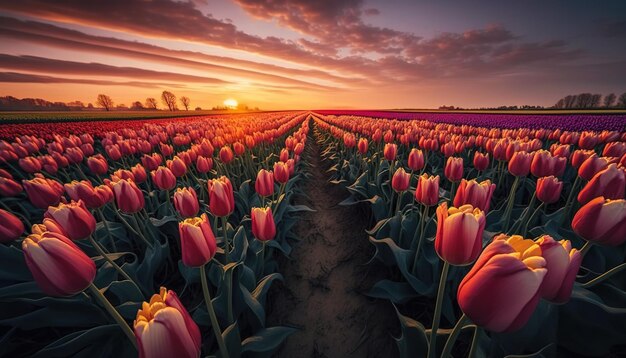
223,98,238,109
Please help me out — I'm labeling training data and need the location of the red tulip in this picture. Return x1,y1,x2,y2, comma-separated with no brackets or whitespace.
134,287,201,358
22,231,96,297
279,148,289,162
473,152,489,171
108,178,145,214
0,208,24,242
64,181,113,209
508,151,533,177
415,174,439,206
357,138,368,154
578,154,610,181
208,176,234,217
444,157,463,182
44,200,96,240
195,156,213,174
408,148,424,171
151,166,177,191
273,161,290,184
578,132,599,150
251,207,276,241
603,142,626,158
0,177,22,197
219,146,234,164
435,202,486,265
87,154,109,176
167,156,187,177
132,164,148,183
536,235,581,304
536,176,563,204
577,164,625,205
391,167,411,192
178,213,217,267
173,187,200,218
572,197,626,246
22,176,64,209
19,156,42,173
453,179,495,213
255,169,274,197
384,143,397,161
570,149,594,169
233,142,245,156
531,150,566,177
457,236,547,332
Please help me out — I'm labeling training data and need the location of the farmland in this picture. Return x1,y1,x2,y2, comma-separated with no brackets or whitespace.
0,110,625,357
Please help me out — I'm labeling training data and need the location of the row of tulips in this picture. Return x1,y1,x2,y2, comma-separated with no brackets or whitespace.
313,112,626,357
0,112,313,357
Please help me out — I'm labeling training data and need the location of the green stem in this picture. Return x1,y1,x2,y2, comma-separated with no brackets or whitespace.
563,176,582,221
468,326,482,358
522,202,544,237
412,205,428,273
87,283,137,350
259,242,266,279
130,214,154,248
511,193,536,234
88,236,145,298
221,216,230,258
450,181,458,202
97,208,117,252
200,265,229,358
502,176,520,232
428,261,450,358
582,262,626,288
441,313,470,358
579,241,593,258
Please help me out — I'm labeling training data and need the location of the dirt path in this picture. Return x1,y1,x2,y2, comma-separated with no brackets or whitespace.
268,129,397,358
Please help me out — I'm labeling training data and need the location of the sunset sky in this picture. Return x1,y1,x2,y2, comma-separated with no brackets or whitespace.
0,0,625,110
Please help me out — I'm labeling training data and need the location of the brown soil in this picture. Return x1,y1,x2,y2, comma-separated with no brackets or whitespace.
267,132,397,357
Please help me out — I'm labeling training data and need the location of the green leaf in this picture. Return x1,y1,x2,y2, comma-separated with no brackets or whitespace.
222,321,242,358
32,324,135,358
393,306,428,358
241,326,298,357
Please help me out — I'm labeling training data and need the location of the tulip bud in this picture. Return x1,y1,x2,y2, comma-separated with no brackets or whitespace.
536,235,581,304
453,179,495,213
0,177,22,197
22,177,64,209
219,146,234,164
357,138,368,154
391,167,411,192
273,161,290,184
407,148,424,171
508,151,533,177
22,231,96,297
0,208,24,242
151,166,177,191
44,200,96,241
279,148,290,162
108,178,145,214
255,169,274,197
19,156,42,173
233,142,245,156
167,156,187,177
531,150,567,178
572,197,626,246
178,214,217,267
132,164,148,183
134,287,201,358
435,202,486,266
457,236,546,332
577,164,625,205
570,149,594,169
195,156,213,174
415,174,439,206
173,187,200,218
86,154,109,176
207,176,234,217
473,152,489,171
578,154,610,181
251,207,276,242
536,176,563,204
444,157,463,182
384,143,397,162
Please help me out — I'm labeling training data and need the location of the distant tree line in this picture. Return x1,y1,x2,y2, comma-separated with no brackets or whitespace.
439,105,546,110
0,90,253,112
553,92,626,109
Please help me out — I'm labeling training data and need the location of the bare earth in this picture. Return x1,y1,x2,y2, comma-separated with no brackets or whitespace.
268,135,397,358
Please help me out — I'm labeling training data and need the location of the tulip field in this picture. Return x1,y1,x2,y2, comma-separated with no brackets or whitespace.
0,110,625,358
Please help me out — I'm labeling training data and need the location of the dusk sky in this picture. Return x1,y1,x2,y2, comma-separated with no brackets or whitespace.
0,0,625,109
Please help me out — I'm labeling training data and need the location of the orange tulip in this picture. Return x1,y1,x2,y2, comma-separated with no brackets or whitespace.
384,143,397,161
536,235,581,303
444,157,463,182
536,176,563,204
408,148,425,171
473,152,489,171
219,146,234,164
415,174,439,206
255,169,274,197
357,138,368,154
453,179,495,213
577,164,625,205
508,151,533,177
391,167,411,192
273,161,290,184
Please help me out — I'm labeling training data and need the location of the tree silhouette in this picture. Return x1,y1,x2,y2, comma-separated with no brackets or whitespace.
180,96,190,111
161,91,177,111
96,94,113,111
603,93,616,108
618,92,626,108
145,97,158,109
